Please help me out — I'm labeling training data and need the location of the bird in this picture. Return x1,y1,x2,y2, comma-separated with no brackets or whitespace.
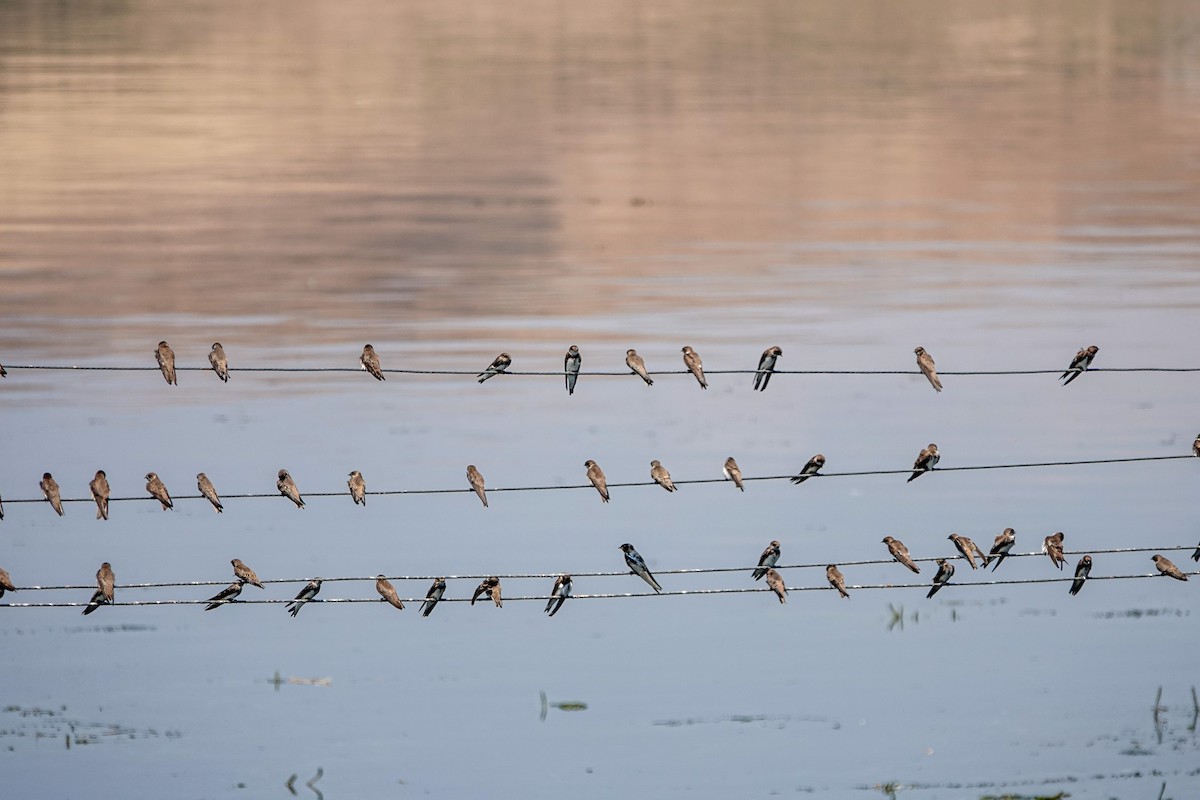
753,346,783,391
376,576,404,610
0,493,4,520
764,569,787,603
1193,433,1200,458
197,473,223,513
39,472,64,516
621,543,662,593
82,562,114,616
752,540,781,581
360,344,385,380
1043,532,1066,570
650,460,676,492
914,347,942,392
827,565,850,598
584,460,609,503
1060,345,1099,386
681,346,707,389
0,361,5,377
208,342,229,382
791,454,826,484
348,471,367,506
625,349,653,386
723,457,744,491
0,567,17,599
155,341,177,385
466,465,488,508
471,576,502,608
564,345,581,395
985,528,1017,571
545,574,572,617
420,578,446,617
883,536,920,573
1068,555,1092,596
1152,554,1188,581
907,443,940,482
477,353,511,383
89,470,110,521
948,534,987,570
145,472,173,510
1193,542,1200,563
277,469,304,509
286,579,322,617
231,559,263,588
927,559,954,598
204,581,243,611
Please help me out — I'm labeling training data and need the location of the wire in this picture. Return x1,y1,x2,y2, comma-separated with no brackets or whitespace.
3,454,1193,507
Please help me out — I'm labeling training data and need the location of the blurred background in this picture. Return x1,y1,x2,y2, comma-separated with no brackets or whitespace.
1,1,1198,797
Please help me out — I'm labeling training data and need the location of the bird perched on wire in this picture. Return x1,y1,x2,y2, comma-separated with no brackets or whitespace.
232,559,264,588
82,562,115,616
948,533,986,570
625,349,653,386
545,574,572,617
650,460,676,492
564,345,581,395
765,569,787,604
420,578,446,617
1060,345,1098,386
39,472,64,516
376,576,404,610
0,567,17,599
348,471,367,506
477,353,511,383
466,465,488,508
927,559,954,598
883,536,920,574
155,341,177,385
914,347,942,392
752,541,781,581
277,469,304,509
681,346,707,389
723,457,744,491
791,454,825,484
621,543,662,593
89,470,110,521
1152,554,1188,581
907,444,939,482
208,342,229,382
197,473,223,513
827,565,850,598
286,578,322,617
984,528,1017,571
204,581,242,611
360,344,385,380
584,460,609,503
753,346,782,391
1042,532,1066,570
471,576,502,608
1068,555,1092,596
145,472,174,511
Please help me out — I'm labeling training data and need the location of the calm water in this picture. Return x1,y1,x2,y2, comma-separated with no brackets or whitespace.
2,1,1199,797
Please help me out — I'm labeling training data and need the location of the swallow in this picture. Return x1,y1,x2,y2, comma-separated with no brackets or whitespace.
883,536,920,574
204,581,243,610
985,528,1017,571
790,454,826,484
626,349,653,386
927,559,954,598
752,540,781,581
0,567,16,598
948,534,987,570
1152,554,1188,581
376,576,404,610
466,465,488,508
827,565,850,598
0,493,4,520
723,457,744,491
39,472,64,516
913,346,943,392
360,344,385,380
348,470,367,506
155,340,177,385
286,578,322,617
545,574,572,617
1193,542,1200,563
907,443,939,482
564,345,581,395
477,353,511,383
420,578,446,617
650,460,676,492
1042,532,1066,570
584,460,609,503
232,558,264,588
197,473,223,513
145,472,173,510
762,568,787,604
471,576,502,608
277,469,304,509
752,345,783,391
82,562,114,616
1060,344,1099,386
0,361,5,377
89,470,110,521
621,543,662,593
681,346,707,389
1193,433,1199,458
208,342,229,382
1068,555,1092,596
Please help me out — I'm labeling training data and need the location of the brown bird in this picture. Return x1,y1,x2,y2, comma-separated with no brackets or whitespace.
625,349,653,386
376,576,404,610
471,576,502,607
145,472,173,510
231,558,264,588
82,562,115,615
1152,554,1188,582
0,567,17,598
197,473,223,513
584,460,609,503
348,471,367,506
277,469,304,509
883,536,920,574
650,460,677,492
927,559,954,598
681,346,707,389
826,565,850,598
1193,433,1200,458
155,340,177,385
208,342,229,382
723,457,744,491
948,533,987,569
1042,532,1066,570
1060,344,1099,386
914,347,943,392
765,569,787,604
466,465,488,508
89,470,110,520
907,443,940,483
790,454,826,484
360,344,385,380
40,472,64,516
